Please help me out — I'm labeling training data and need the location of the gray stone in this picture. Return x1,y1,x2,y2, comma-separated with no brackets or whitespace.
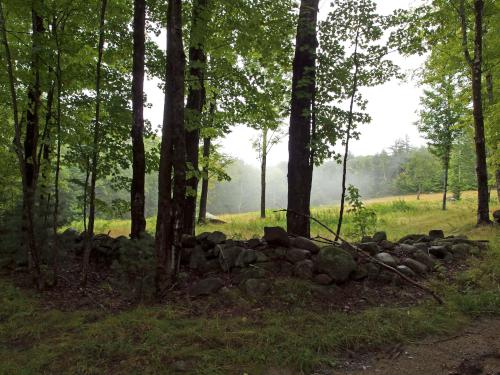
351,264,368,281
396,265,416,278
279,261,295,276
218,246,244,272
235,249,258,267
285,248,310,263
429,229,445,240
247,238,261,249
293,259,314,279
206,231,226,246
189,277,224,296
316,245,357,283
380,240,396,250
291,236,320,254
196,232,210,241
375,252,397,268
189,246,206,270
450,243,473,258
402,257,428,274
314,274,333,285
399,243,418,254
243,278,271,297
357,242,380,255
429,245,449,259
232,267,267,285
412,250,436,269
264,226,290,247
398,234,426,243
200,259,221,274
372,231,387,242
366,263,380,279
255,251,269,262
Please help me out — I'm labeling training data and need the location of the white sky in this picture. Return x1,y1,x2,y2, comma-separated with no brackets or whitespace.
144,0,427,167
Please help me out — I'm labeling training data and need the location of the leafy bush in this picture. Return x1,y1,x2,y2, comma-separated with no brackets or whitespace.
345,185,377,238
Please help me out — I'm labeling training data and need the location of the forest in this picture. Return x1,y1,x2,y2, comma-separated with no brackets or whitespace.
0,0,499,373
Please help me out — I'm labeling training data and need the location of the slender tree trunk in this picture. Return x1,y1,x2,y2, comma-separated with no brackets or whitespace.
287,0,319,237
260,127,267,219
335,29,360,241
83,157,90,233
485,72,499,203
130,0,147,238
183,0,210,236
417,183,421,200
82,0,108,285
198,136,211,224
442,154,450,210
155,0,185,296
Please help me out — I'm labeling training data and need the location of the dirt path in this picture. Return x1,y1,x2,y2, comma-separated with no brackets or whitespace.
333,318,500,375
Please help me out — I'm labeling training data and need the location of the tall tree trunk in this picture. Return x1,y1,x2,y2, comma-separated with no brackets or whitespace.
287,0,319,237
130,0,147,238
335,28,360,241
198,136,211,224
485,72,499,203
442,153,450,210
260,127,267,219
183,0,210,235
155,0,186,296
82,0,108,285
458,0,491,224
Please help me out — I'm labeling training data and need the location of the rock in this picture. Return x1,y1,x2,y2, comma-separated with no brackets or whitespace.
398,234,426,243
450,243,473,258
396,265,417,278
361,235,372,243
291,236,320,254
181,234,197,248
415,235,432,243
189,277,224,296
428,245,449,259
380,240,396,250
372,231,387,242
366,263,380,279
206,231,226,246
243,278,271,297
412,250,436,269
351,264,368,281
235,249,258,267
399,243,418,254
218,246,244,272
314,274,333,285
402,257,428,274
264,226,290,247
196,232,210,241
279,261,295,276
428,229,444,240
232,267,267,285
375,252,397,268
357,242,380,255
247,238,261,249
316,245,357,283
294,259,314,279
255,251,269,262
493,209,500,224
200,259,220,274
267,247,286,260
285,248,310,263
189,246,207,270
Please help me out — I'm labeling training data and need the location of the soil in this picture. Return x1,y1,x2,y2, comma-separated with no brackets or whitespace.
330,318,500,375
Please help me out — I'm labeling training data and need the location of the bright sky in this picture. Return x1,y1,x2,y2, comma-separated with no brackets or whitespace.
144,0,427,167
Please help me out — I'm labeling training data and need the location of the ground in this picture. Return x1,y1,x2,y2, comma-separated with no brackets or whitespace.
1,192,499,374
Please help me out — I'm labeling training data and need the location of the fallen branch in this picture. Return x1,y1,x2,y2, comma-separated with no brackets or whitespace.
275,209,444,304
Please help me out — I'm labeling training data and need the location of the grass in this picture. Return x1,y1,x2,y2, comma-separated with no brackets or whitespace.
3,192,499,374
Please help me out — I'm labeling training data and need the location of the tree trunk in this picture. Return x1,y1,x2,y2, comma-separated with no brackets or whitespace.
198,136,211,224
155,0,186,296
260,127,267,219
442,154,450,210
417,183,421,200
287,0,319,237
130,0,147,238
82,0,108,285
335,28,360,241
183,0,210,236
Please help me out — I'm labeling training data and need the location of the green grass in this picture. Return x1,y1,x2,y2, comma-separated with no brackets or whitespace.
4,192,499,374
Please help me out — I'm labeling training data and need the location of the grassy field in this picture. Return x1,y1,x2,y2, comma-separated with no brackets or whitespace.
2,192,498,374
70,191,499,242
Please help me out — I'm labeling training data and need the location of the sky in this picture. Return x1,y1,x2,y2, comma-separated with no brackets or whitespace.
144,0,427,167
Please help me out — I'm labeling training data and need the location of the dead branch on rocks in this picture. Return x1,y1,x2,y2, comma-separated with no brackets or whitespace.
275,209,444,304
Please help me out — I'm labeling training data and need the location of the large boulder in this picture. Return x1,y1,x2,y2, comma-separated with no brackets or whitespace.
428,245,449,259
285,248,310,263
396,265,416,278
316,245,357,283
235,249,258,267
375,252,398,268
232,267,267,285
293,259,314,279
218,246,244,272
372,231,387,242
357,242,380,255
398,234,426,244
189,277,224,297
206,231,227,246
402,257,428,274
450,243,473,258
412,250,436,269
291,237,320,254
264,226,290,247
189,246,207,270
428,229,444,240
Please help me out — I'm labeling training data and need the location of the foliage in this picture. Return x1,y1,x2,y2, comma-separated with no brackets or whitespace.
345,185,377,237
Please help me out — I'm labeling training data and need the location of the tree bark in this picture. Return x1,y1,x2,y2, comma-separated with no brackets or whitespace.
155,0,186,296
130,0,147,238
442,153,450,210
197,136,211,224
183,0,210,236
260,127,267,219
287,0,319,237
82,0,108,285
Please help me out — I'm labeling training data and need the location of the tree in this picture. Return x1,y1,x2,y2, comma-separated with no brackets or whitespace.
130,0,147,238
287,0,319,237
155,0,186,295
416,78,462,209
